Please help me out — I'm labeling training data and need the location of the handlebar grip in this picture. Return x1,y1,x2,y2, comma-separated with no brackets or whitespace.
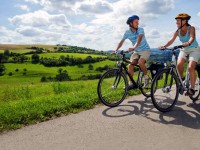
174,45,184,49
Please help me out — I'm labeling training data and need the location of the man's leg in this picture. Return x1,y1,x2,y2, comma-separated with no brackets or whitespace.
128,59,138,77
138,58,147,75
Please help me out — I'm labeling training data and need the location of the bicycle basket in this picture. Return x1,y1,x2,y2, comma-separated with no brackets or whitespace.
149,63,165,79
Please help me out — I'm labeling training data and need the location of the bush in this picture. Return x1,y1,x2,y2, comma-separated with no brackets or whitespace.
8,72,13,76
15,69,19,72
0,64,6,76
41,76,47,82
88,64,94,70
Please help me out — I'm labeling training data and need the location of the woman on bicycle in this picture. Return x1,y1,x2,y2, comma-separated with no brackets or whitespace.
159,13,200,96
114,15,151,90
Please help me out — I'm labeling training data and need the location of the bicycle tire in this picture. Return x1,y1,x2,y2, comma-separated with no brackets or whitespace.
151,68,179,112
189,69,200,101
97,69,128,107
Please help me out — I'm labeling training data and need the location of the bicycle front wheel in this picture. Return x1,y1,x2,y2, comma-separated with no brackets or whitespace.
151,69,179,112
97,69,128,107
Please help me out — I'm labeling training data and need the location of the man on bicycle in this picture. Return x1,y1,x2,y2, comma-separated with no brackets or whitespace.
159,13,200,96
114,15,151,90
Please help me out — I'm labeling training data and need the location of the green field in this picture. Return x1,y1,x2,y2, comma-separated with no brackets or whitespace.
0,59,115,84
0,44,140,132
26,52,107,59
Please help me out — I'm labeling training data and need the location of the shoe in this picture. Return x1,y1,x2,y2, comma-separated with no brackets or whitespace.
185,88,195,96
144,75,150,87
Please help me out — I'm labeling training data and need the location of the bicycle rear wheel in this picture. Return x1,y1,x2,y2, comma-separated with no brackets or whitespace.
189,69,200,101
151,69,179,112
97,69,128,107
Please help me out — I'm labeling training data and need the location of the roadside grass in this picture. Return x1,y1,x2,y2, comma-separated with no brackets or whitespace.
0,80,141,132
0,72,143,132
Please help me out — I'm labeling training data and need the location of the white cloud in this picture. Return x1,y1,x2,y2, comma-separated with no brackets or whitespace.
15,4,30,12
9,10,71,31
78,0,113,14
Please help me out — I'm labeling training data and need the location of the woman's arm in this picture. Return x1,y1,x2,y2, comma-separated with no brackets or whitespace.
185,26,195,47
162,31,178,48
159,31,178,49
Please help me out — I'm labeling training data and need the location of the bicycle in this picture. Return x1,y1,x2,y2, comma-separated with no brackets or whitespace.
151,45,200,112
97,50,152,107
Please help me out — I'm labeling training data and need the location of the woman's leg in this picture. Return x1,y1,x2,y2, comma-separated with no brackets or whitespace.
177,50,189,79
188,60,197,89
177,58,186,79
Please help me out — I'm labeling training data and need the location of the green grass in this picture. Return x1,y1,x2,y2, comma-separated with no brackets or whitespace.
0,44,142,132
35,53,107,59
0,60,115,84
0,79,141,132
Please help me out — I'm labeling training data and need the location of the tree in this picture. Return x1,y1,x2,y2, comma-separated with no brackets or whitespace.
0,54,4,63
31,54,40,63
88,64,94,70
56,69,71,81
4,49,10,56
0,64,6,76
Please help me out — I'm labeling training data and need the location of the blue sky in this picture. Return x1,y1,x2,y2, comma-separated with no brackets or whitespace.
0,0,200,50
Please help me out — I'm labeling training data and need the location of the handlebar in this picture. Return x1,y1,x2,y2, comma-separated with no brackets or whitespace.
161,45,184,51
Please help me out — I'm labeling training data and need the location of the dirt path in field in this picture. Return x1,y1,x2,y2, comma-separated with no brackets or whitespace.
1,94,200,150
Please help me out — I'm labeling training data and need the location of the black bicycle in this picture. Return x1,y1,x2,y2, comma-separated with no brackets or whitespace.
97,50,152,107
151,45,200,112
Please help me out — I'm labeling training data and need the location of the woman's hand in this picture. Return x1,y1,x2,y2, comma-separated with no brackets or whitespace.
183,42,190,47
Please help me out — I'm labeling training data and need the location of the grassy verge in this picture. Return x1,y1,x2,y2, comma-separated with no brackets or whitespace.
0,80,141,132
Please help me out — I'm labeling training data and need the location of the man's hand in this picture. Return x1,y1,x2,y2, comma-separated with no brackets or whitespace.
158,46,166,50
128,48,134,52
112,50,117,53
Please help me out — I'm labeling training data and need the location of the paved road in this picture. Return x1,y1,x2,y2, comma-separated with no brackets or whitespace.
0,94,200,150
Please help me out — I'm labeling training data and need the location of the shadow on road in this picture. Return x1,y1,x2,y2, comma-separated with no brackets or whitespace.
102,97,200,129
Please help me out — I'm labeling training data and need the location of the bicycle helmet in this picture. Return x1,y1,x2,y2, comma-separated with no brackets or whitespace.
175,13,191,20
175,13,191,30
126,15,139,24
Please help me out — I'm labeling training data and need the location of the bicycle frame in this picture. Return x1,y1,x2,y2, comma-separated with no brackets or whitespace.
117,59,139,89
164,46,191,93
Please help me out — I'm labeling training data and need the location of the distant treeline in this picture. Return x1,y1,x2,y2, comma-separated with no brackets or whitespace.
39,55,106,67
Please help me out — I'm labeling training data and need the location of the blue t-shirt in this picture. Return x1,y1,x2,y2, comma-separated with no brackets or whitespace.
123,27,150,52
